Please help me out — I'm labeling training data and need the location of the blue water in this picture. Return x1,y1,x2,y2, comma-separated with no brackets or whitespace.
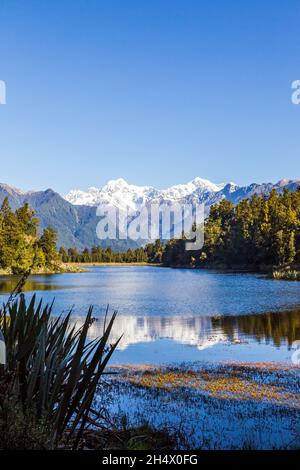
1,266,300,364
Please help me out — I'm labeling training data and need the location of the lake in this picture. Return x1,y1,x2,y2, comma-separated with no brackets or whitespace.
1,266,300,365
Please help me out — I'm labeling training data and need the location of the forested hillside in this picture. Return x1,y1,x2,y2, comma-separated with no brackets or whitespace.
162,188,300,270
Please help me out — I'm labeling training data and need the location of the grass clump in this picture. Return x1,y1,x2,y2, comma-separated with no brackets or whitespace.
272,269,300,280
77,422,175,450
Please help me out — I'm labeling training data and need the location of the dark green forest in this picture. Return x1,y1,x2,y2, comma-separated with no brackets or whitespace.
58,239,164,264
162,188,300,269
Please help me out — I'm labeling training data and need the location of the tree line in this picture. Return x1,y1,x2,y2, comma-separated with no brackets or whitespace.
58,239,164,264
161,188,300,268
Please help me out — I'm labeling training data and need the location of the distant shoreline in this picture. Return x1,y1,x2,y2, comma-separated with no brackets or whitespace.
71,262,158,267
0,262,298,280
0,263,87,276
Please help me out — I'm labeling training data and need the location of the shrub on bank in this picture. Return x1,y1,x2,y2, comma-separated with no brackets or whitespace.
272,269,300,280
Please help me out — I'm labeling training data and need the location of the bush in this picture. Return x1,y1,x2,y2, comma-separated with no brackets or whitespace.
0,295,120,449
272,269,300,280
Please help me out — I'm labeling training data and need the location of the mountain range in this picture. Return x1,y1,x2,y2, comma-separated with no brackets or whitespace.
0,177,299,250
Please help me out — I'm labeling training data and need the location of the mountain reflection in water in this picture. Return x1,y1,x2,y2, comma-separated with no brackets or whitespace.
1,267,300,363
72,309,300,352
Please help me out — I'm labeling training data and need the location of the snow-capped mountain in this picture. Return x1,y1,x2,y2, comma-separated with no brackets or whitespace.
64,177,300,245
64,177,300,217
65,177,227,209
0,177,299,250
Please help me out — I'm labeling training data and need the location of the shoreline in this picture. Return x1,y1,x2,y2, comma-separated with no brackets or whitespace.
0,261,299,280
70,261,158,267
0,263,87,276
163,263,300,280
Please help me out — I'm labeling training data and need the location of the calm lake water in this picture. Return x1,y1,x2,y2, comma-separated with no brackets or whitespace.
1,266,300,365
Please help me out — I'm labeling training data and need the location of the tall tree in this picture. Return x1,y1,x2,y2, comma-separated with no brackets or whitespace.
38,227,58,267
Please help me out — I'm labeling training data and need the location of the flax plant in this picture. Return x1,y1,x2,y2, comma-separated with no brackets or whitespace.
0,294,120,449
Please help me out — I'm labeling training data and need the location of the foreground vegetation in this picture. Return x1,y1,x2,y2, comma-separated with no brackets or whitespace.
0,294,119,449
105,363,300,449
1,293,299,449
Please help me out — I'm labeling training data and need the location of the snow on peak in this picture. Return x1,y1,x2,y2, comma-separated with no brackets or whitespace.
103,178,129,189
190,177,223,192
64,177,227,207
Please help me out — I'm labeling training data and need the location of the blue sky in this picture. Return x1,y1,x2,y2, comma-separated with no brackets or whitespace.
0,0,299,194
